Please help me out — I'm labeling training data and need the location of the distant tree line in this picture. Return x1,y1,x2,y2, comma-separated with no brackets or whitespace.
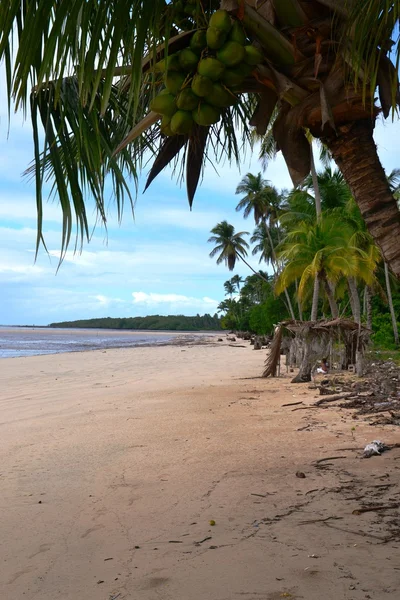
49,313,222,331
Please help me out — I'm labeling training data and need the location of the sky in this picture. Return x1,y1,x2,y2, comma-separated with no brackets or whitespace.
1,77,400,325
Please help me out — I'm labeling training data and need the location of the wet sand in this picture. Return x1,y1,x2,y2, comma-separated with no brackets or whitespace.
0,341,399,599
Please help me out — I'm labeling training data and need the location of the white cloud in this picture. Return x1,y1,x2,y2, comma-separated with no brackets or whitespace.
132,291,216,305
131,291,218,314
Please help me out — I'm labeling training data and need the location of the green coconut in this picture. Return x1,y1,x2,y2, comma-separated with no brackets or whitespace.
244,45,263,66
192,103,221,126
179,48,199,72
176,87,199,111
150,92,177,116
206,26,227,50
165,52,181,71
209,9,232,34
165,70,186,94
170,110,194,135
229,21,246,46
216,41,246,67
236,61,254,77
205,82,238,108
190,30,207,54
154,59,166,73
197,57,225,81
160,115,174,136
191,73,214,97
221,67,245,87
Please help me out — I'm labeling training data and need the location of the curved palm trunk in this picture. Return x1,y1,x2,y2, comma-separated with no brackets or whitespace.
347,277,361,324
322,119,400,279
237,253,269,282
384,262,399,345
324,280,339,318
310,274,320,321
264,223,296,320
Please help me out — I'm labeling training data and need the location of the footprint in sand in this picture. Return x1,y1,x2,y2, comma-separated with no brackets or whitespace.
81,523,105,538
28,543,51,559
7,567,34,584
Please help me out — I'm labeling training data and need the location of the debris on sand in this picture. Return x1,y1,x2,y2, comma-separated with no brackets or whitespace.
363,440,387,458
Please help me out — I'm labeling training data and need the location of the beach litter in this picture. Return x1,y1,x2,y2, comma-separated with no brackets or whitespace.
363,440,387,458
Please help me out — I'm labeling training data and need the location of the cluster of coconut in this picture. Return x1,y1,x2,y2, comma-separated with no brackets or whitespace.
150,10,262,136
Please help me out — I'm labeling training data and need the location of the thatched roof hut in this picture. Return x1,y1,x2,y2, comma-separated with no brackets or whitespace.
263,318,371,379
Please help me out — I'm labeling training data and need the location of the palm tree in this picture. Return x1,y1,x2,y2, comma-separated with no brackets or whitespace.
250,223,280,269
224,280,236,298
236,172,296,317
275,216,360,321
230,275,243,293
235,172,281,224
208,221,249,271
1,1,400,275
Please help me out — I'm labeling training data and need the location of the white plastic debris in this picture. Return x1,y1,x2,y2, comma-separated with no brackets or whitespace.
363,440,386,458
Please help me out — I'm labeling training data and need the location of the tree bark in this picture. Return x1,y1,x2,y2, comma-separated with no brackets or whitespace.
310,146,322,220
291,337,313,383
322,119,400,279
384,261,399,345
365,286,372,331
310,274,320,320
347,276,361,324
324,280,339,318
295,279,303,321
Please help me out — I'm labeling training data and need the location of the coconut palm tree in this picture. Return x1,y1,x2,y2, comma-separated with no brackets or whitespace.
236,172,296,317
235,172,283,225
230,274,243,293
1,1,400,275
224,280,236,297
275,216,360,320
250,222,280,269
208,221,249,271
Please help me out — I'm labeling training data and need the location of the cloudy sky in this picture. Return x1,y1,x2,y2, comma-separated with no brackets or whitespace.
1,72,400,325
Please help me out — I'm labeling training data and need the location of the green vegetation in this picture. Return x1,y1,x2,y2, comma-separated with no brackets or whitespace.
211,166,400,349
49,314,221,331
1,2,400,278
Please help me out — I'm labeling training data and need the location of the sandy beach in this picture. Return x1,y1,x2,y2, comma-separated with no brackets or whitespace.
1,340,399,599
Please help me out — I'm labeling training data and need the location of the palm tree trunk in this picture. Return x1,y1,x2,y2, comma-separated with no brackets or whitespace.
324,280,339,318
264,224,296,320
384,262,399,345
310,274,320,321
310,145,322,220
322,118,400,279
365,286,372,331
295,279,303,321
347,277,361,324
237,253,270,283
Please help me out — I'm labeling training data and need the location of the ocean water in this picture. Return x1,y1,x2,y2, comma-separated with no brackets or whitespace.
0,327,199,359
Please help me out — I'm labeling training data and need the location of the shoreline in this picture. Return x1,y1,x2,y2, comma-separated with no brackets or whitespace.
0,328,225,360
1,343,398,599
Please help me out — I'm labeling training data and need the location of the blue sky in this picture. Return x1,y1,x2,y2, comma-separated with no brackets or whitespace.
1,75,400,325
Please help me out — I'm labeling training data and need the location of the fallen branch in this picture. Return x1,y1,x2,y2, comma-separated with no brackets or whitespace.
322,521,390,541
194,536,212,545
315,456,347,464
314,392,354,406
292,406,320,412
298,516,343,525
352,504,400,515
282,401,303,407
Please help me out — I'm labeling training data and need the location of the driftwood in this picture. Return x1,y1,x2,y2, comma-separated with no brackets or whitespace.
314,392,354,406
